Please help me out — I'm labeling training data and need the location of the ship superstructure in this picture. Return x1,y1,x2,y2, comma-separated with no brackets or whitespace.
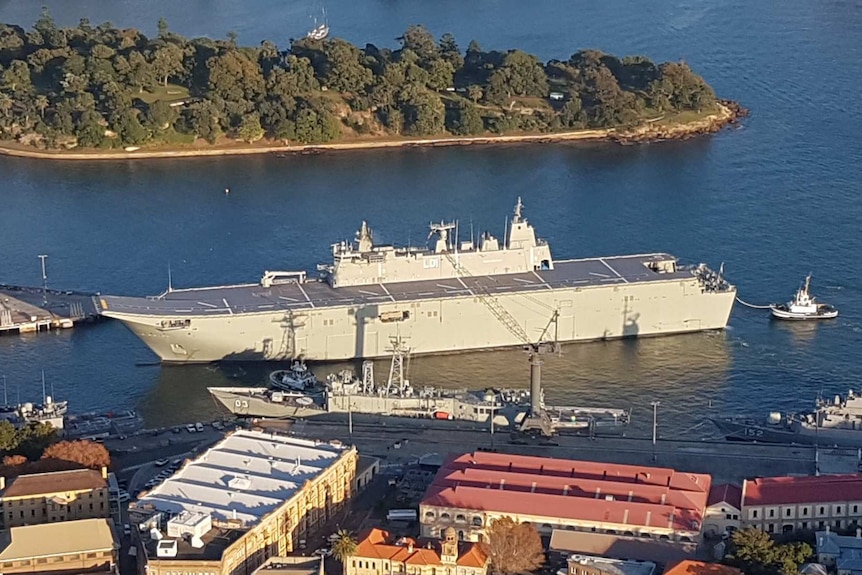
99,198,736,363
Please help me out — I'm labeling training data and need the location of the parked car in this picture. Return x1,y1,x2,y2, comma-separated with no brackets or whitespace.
155,458,169,467
117,490,130,503
186,424,196,433
195,422,204,432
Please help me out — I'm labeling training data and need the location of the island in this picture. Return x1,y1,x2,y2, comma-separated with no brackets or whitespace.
0,10,746,159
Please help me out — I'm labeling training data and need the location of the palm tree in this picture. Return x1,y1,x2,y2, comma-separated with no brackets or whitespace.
331,529,358,568
35,95,49,119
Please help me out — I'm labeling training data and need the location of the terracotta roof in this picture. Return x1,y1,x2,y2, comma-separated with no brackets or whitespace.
1,469,106,499
422,452,710,533
663,560,741,575
356,528,487,568
707,484,742,509
743,474,862,506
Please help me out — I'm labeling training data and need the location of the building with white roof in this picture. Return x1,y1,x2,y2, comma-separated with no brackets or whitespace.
130,430,358,575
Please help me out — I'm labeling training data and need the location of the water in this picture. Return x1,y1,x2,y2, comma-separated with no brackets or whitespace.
1,0,861,438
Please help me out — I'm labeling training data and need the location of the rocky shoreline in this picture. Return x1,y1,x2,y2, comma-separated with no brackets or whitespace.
0,101,746,161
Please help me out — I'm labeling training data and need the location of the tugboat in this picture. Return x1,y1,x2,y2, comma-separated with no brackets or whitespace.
269,360,319,391
770,275,838,320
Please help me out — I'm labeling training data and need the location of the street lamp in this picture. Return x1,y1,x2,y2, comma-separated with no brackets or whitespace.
38,254,48,306
650,401,660,462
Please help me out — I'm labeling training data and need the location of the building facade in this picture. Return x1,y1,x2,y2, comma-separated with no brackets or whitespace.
561,554,655,575
741,474,862,534
0,468,110,529
703,484,742,538
816,528,862,575
130,430,358,575
420,452,711,543
0,517,118,574
346,527,488,575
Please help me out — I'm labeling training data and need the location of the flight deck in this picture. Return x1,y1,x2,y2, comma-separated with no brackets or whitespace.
99,253,701,318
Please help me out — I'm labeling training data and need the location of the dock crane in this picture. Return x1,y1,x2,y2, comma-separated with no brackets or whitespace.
436,236,560,436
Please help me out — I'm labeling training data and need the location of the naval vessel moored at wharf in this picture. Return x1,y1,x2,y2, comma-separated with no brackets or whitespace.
99,198,737,363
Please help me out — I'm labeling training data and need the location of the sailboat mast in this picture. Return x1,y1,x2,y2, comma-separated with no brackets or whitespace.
42,371,46,403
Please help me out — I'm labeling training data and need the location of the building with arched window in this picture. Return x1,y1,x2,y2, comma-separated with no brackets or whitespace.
419,452,710,543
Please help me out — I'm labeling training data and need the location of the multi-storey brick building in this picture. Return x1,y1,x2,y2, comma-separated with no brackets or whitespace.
0,517,118,574
129,430,358,575
0,467,110,529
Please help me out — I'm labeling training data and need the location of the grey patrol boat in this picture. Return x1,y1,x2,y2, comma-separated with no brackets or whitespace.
100,198,736,363
208,337,630,433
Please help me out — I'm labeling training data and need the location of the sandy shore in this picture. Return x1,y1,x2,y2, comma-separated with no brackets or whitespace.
0,102,741,162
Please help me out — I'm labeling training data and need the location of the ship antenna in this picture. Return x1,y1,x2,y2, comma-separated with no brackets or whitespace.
42,370,46,404
470,218,474,247
504,215,508,250
168,263,173,293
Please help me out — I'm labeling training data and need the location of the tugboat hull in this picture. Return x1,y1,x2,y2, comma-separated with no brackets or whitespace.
770,305,839,320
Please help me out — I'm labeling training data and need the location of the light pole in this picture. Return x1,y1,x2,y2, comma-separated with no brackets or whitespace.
348,402,354,436
38,254,48,306
651,401,660,462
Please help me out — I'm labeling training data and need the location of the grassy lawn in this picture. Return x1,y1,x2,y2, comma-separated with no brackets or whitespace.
135,84,191,105
650,104,722,126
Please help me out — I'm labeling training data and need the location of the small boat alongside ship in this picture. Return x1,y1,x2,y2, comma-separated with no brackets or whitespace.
269,361,319,391
770,275,838,320
711,389,862,447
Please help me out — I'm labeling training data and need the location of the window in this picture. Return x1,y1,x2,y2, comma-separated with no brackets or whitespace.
838,506,843,514
854,505,859,514
30,509,35,517
441,512,451,520
455,514,466,523
769,509,775,518
802,508,809,516
820,507,826,514
732,514,739,520
472,517,482,527
425,511,435,519
726,514,732,520
752,510,758,518
785,508,792,517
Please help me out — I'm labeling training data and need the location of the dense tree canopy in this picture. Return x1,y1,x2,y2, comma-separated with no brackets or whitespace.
725,527,812,575
0,13,720,150
480,517,545,575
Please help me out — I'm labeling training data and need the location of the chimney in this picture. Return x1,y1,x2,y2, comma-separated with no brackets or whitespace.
661,493,666,505
407,542,414,554
0,476,5,491
101,466,108,480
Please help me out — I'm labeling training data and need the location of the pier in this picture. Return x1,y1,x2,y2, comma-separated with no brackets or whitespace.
0,284,102,335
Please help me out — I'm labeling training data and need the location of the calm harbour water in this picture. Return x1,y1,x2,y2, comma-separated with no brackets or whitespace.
1,0,861,438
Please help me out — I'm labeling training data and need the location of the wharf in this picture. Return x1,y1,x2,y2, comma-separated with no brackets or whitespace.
0,284,102,335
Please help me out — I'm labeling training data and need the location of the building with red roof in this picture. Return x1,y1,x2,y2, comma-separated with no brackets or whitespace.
703,483,742,538
346,527,488,575
741,474,862,534
419,452,711,543
662,560,741,575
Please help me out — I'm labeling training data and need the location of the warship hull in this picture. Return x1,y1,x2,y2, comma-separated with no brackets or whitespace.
711,418,862,448
100,255,735,363
208,387,325,419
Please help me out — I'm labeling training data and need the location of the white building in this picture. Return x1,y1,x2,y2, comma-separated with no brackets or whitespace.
704,483,742,538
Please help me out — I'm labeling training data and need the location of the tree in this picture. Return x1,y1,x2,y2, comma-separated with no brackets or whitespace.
41,440,110,470
398,25,438,64
321,39,373,94
151,43,184,86
157,17,169,40
726,528,812,575
146,99,177,129
331,529,357,565
448,100,483,135
0,421,18,451
14,422,58,460
480,517,544,575
2,60,32,93
398,86,445,136
237,112,264,142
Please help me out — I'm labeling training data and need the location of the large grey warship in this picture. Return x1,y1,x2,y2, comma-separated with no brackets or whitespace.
99,198,736,363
